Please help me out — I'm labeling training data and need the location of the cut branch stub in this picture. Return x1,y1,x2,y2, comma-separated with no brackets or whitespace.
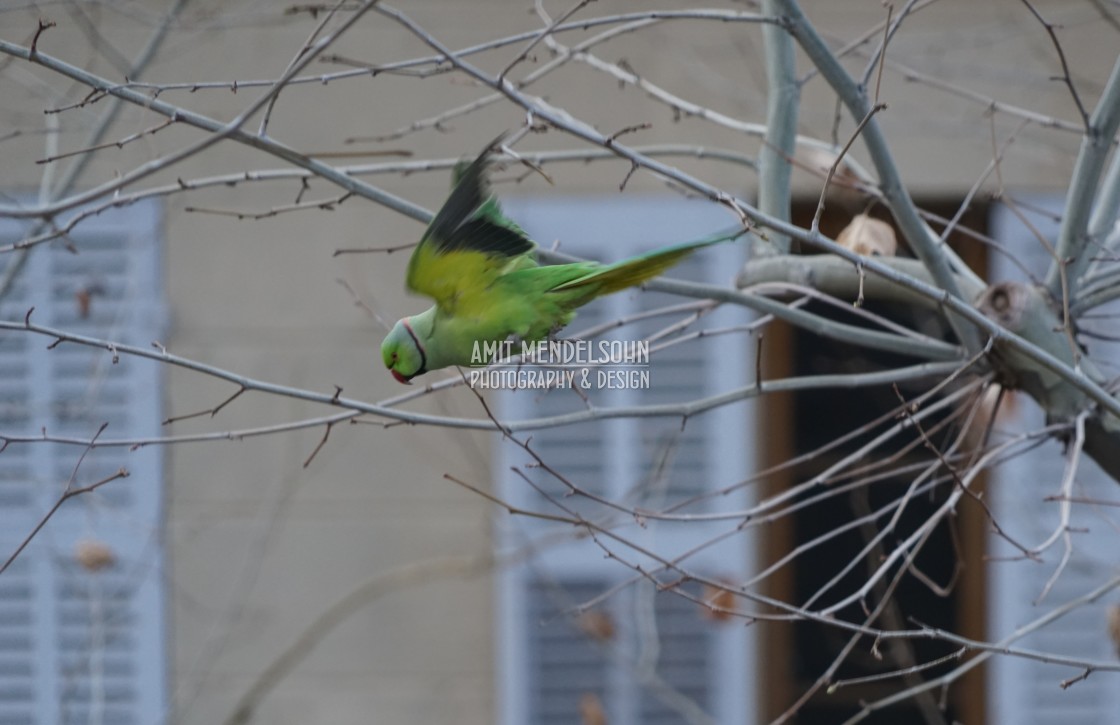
977,281,1090,420
978,282,1120,484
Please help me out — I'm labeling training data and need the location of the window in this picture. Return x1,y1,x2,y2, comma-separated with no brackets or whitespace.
0,200,168,725
747,199,993,723
495,196,757,725
986,198,1120,723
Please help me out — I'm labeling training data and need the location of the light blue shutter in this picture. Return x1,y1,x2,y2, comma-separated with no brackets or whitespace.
987,199,1120,723
496,196,756,725
0,200,167,725
515,298,613,519
525,579,609,724
627,253,720,507
526,578,724,725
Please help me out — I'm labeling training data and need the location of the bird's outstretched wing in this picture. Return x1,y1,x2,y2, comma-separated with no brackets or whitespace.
406,136,536,316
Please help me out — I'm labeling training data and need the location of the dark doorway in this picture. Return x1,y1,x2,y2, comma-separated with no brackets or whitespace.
758,199,990,724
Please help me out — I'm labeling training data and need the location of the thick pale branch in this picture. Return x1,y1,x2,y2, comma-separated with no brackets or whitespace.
756,0,800,255
1048,55,1120,294
772,0,983,351
738,254,986,310
645,276,962,360
1083,130,1120,281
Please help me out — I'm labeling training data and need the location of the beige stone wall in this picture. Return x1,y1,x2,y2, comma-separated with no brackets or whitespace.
2,1,1117,723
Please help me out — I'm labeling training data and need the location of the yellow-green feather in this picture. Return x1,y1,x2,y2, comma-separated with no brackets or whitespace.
405,135,536,316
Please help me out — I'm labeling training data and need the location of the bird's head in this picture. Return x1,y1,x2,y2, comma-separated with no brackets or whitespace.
381,317,428,384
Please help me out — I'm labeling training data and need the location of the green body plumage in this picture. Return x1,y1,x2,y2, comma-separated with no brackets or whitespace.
381,137,743,383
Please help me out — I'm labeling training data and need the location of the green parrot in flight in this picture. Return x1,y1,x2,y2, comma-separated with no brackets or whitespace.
380,137,744,384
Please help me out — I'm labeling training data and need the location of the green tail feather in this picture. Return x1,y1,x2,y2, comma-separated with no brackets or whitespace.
551,226,747,295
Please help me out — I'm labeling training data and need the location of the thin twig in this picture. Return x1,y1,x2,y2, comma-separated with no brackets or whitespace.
36,118,176,165
811,103,887,234
1018,0,1091,129
1034,412,1088,603
828,647,966,692
163,387,246,425
0,423,126,575
497,0,593,83
259,0,351,137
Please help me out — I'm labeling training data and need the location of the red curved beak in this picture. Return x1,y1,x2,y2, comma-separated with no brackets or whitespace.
391,369,412,385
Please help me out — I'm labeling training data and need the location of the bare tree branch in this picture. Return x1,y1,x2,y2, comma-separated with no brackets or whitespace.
756,0,800,255
1047,56,1120,293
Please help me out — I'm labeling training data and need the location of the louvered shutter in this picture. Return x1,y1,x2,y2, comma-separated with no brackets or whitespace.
496,197,756,725
525,579,609,724
0,200,167,725
525,578,725,725
987,199,1120,723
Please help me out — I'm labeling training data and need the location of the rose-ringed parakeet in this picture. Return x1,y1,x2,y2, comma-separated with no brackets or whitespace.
380,138,744,383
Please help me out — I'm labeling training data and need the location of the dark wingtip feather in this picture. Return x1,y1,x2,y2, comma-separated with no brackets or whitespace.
427,132,533,259
449,132,508,189
446,217,533,258
450,159,472,189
